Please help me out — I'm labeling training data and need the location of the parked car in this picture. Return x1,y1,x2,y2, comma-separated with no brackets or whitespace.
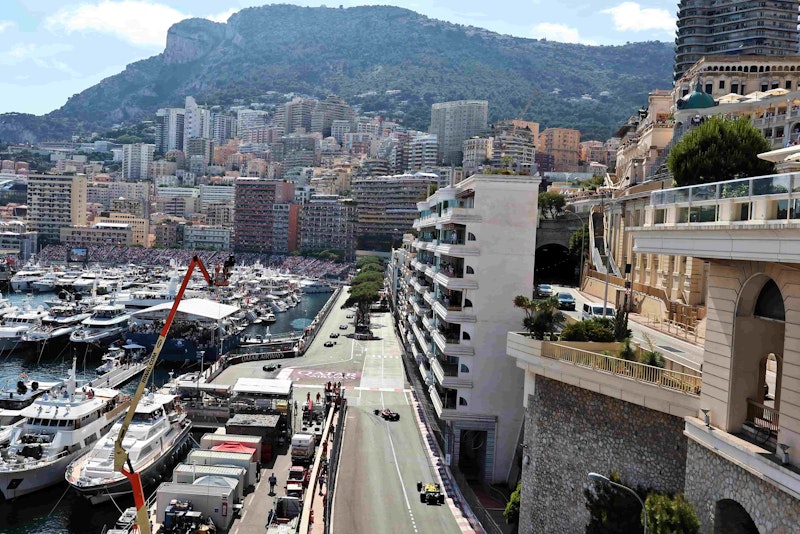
536,284,553,298
556,292,576,310
581,302,616,320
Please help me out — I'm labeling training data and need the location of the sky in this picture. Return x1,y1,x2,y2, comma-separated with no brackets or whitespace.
0,0,679,116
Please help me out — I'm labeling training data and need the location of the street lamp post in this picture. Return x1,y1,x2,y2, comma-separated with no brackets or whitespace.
588,472,647,534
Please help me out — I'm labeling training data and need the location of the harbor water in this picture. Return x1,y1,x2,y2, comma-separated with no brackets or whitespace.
0,290,330,533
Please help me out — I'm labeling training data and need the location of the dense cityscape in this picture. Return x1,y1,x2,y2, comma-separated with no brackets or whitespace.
0,1,799,533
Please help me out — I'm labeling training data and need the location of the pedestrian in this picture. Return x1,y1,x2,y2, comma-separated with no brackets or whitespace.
268,473,277,495
319,473,326,496
256,461,261,481
266,508,274,527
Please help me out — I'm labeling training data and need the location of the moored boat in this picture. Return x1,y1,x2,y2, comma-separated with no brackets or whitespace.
0,358,130,499
65,392,191,504
70,303,132,344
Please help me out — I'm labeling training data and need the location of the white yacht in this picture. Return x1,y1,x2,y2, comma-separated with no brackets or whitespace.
31,272,60,293
70,303,132,344
0,304,50,351
66,393,191,504
9,269,46,292
0,377,63,446
299,279,333,293
0,359,129,499
22,302,92,346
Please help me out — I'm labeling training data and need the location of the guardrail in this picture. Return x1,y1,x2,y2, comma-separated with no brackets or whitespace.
323,399,347,534
541,342,702,396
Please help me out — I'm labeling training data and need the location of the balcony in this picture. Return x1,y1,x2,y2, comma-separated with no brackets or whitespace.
411,298,430,317
636,172,800,262
436,242,480,257
434,270,478,291
429,386,458,419
432,301,476,323
439,207,482,225
411,323,429,349
430,357,473,389
421,314,436,333
507,334,701,417
432,330,473,357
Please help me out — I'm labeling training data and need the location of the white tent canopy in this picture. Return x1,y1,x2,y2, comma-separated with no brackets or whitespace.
132,298,240,321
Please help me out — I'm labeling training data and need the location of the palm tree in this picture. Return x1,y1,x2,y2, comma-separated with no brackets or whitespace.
513,295,566,340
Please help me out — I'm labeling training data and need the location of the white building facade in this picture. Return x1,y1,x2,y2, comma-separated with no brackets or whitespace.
397,173,541,484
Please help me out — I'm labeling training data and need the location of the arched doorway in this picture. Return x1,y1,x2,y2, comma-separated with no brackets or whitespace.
732,277,785,447
714,499,759,533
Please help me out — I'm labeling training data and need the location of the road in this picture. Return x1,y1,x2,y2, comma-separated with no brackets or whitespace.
215,288,464,534
550,284,705,370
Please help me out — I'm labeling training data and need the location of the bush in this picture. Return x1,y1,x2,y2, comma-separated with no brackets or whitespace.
560,317,615,342
639,333,665,368
504,481,521,524
618,338,636,361
643,493,699,534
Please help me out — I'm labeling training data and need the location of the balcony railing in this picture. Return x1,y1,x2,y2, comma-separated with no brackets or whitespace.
541,342,702,396
746,398,780,434
650,172,797,208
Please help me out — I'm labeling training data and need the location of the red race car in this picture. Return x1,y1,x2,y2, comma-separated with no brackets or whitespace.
374,408,400,421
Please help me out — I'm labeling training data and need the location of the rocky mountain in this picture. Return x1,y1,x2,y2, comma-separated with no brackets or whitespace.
0,5,675,143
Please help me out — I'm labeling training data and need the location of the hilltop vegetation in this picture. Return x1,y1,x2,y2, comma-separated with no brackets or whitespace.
0,5,673,143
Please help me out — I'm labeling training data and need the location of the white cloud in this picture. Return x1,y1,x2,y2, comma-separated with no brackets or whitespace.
207,8,238,24
44,1,248,48
0,43,74,64
45,1,189,48
0,20,13,33
531,23,596,45
602,2,676,33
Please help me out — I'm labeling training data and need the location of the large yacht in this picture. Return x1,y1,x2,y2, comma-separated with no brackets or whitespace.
70,303,132,344
65,393,191,504
299,279,333,294
0,304,50,351
21,302,92,347
0,359,129,499
9,269,46,292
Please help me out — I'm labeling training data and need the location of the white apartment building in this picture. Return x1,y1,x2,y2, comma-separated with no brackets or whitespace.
429,100,489,165
199,184,235,206
155,107,185,153
183,96,211,149
182,225,230,251
122,143,155,181
397,173,541,484
407,135,439,171
27,174,87,246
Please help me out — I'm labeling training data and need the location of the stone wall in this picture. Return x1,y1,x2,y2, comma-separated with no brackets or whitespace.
519,375,687,533
685,440,800,534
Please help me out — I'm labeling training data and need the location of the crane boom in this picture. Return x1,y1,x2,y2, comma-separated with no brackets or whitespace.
113,254,232,534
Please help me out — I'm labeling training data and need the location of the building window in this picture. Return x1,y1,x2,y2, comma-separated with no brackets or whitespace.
705,83,712,94
731,83,739,94
462,332,471,340
719,80,725,90
786,80,793,90
460,364,469,373
467,232,476,241
459,397,468,406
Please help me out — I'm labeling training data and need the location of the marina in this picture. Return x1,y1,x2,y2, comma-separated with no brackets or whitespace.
0,266,336,534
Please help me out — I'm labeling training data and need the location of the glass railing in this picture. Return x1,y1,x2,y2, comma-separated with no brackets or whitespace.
651,172,799,207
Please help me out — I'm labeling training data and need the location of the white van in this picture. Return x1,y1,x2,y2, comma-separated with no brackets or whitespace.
582,302,616,320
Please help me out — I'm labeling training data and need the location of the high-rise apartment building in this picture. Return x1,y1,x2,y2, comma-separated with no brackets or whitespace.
211,113,236,146
122,143,155,181
351,173,437,249
233,179,296,253
407,135,439,171
311,95,355,137
429,100,489,165
537,128,581,172
279,98,316,135
186,138,214,166
236,109,268,135
674,0,800,80
155,107,185,154
26,174,87,246
183,96,211,149
299,195,357,260
394,173,541,483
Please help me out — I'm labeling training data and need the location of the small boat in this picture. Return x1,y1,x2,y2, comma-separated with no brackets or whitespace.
0,376,63,446
65,392,192,504
0,303,50,351
94,344,147,375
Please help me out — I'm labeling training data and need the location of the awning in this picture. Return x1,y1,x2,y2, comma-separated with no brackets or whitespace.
132,298,240,321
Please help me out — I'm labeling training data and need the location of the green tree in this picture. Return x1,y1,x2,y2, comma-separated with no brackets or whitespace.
613,308,631,341
568,224,589,260
504,481,521,525
538,192,566,219
356,255,383,269
360,263,384,273
514,295,566,340
667,116,774,186
639,333,665,368
585,471,646,534
643,493,699,534
344,279,382,328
